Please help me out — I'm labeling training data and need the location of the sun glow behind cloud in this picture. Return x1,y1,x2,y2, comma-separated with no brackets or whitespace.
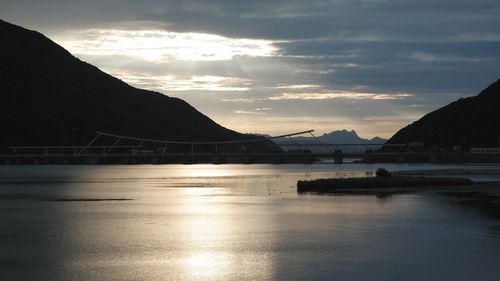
267,92,413,101
162,75,251,91
56,28,279,61
104,71,252,92
275,84,322,89
51,27,420,137
234,108,271,115
222,91,413,102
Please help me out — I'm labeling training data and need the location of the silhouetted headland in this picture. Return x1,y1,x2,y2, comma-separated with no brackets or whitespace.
388,79,500,149
0,19,260,152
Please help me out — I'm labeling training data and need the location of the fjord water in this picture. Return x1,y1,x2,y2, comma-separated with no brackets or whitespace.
1,164,500,281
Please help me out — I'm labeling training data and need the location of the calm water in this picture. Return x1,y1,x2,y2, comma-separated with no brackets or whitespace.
1,164,500,281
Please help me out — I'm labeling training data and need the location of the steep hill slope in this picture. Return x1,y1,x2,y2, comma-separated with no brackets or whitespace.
388,79,500,148
0,19,245,149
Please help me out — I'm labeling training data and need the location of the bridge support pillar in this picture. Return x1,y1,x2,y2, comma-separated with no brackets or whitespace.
334,156,343,164
364,155,374,164
212,155,226,164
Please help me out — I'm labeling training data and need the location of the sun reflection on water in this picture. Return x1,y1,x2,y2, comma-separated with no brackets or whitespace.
6,164,500,280
177,186,232,279
173,182,277,280
179,164,242,178
184,252,231,278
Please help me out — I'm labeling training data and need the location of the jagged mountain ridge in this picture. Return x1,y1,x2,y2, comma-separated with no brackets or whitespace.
275,130,387,144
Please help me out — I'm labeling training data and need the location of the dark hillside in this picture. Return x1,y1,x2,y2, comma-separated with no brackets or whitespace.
0,19,246,149
388,79,500,148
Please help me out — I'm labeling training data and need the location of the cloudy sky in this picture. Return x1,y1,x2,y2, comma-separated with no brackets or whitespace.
1,0,499,138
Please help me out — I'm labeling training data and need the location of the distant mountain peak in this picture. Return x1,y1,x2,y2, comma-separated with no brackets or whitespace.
369,137,386,142
318,129,385,144
274,129,386,145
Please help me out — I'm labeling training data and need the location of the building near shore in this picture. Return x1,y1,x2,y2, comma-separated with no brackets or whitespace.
470,135,500,153
471,148,500,154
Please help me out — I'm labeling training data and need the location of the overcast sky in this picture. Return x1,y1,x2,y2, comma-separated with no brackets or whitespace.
2,0,499,138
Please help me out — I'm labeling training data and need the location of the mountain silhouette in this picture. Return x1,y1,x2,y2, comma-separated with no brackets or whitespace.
316,130,386,144
0,19,247,149
388,79,500,148
274,130,386,144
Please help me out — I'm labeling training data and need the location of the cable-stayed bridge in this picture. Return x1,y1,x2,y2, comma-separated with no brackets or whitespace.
3,130,498,164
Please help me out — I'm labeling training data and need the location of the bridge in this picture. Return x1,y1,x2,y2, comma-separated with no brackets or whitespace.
3,130,499,165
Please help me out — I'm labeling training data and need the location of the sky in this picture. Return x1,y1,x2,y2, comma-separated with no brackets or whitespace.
1,0,500,138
